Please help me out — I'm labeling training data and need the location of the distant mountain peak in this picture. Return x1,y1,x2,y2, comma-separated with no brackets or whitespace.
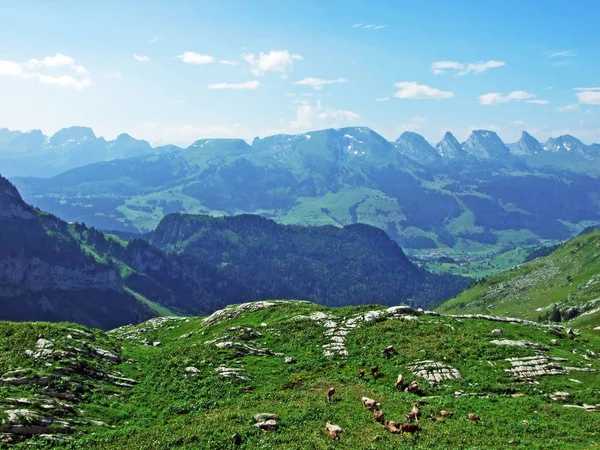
508,131,543,156
435,131,466,159
462,129,510,160
49,126,97,146
543,134,586,153
395,132,439,163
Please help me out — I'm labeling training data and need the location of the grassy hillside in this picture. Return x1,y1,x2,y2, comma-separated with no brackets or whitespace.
437,230,600,327
1,301,599,449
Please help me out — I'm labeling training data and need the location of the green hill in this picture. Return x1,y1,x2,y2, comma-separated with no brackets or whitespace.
0,174,466,328
436,230,600,328
1,301,598,449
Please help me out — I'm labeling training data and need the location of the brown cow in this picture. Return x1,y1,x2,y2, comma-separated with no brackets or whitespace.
373,410,386,424
395,374,405,391
370,365,379,378
325,421,343,440
399,423,422,434
327,387,335,403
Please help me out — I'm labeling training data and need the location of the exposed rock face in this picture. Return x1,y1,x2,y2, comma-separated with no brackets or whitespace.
0,177,35,220
407,361,462,383
0,253,122,297
215,366,249,381
203,301,308,327
504,356,595,379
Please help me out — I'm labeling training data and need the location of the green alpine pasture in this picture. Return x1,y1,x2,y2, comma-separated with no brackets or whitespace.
1,301,599,449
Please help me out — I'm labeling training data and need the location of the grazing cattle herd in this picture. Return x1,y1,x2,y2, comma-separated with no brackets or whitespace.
250,344,481,443
321,345,480,441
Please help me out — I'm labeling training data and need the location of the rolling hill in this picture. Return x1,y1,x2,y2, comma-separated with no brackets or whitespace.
0,174,466,328
436,229,600,328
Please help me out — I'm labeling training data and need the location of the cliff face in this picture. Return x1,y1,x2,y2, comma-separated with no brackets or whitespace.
0,174,152,329
0,252,122,296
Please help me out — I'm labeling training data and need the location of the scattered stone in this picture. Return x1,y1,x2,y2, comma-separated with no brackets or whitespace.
551,392,571,401
152,342,161,347
255,420,278,431
215,366,249,381
176,332,193,341
491,329,503,335
203,301,308,327
185,367,200,374
92,347,120,364
213,341,278,356
491,340,548,350
551,339,558,346
284,357,294,364
505,356,572,379
407,361,461,383
253,413,279,422
563,404,599,412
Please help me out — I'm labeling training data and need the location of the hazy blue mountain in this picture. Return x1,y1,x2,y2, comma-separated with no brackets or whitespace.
508,131,543,156
435,131,467,160
395,131,440,163
462,130,510,160
0,126,177,178
7,126,600,252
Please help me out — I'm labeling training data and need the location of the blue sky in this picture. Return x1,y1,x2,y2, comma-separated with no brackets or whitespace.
0,0,599,146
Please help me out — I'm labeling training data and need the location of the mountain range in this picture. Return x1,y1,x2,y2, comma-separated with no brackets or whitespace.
0,174,466,328
8,126,600,253
0,126,178,178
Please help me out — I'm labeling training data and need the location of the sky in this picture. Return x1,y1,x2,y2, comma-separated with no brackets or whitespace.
0,0,599,147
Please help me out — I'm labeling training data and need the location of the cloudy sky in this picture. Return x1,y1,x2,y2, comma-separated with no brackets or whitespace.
0,0,599,146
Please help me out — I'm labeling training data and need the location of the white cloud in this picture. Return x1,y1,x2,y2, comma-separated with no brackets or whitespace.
393,81,454,100
363,24,375,29
431,60,505,76
479,90,545,105
37,74,91,90
373,25,387,30
0,54,91,90
549,50,576,58
134,54,150,62
177,51,215,65
507,90,535,100
290,101,360,129
242,49,302,76
576,89,600,105
375,97,390,102
72,65,88,75
208,80,260,90
142,122,158,129
574,87,600,91
352,23,363,28
105,71,122,79
557,103,579,112
478,93,506,105
0,60,23,76
27,53,74,69
294,77,347,90
219,60,237,66
149,36,162,44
